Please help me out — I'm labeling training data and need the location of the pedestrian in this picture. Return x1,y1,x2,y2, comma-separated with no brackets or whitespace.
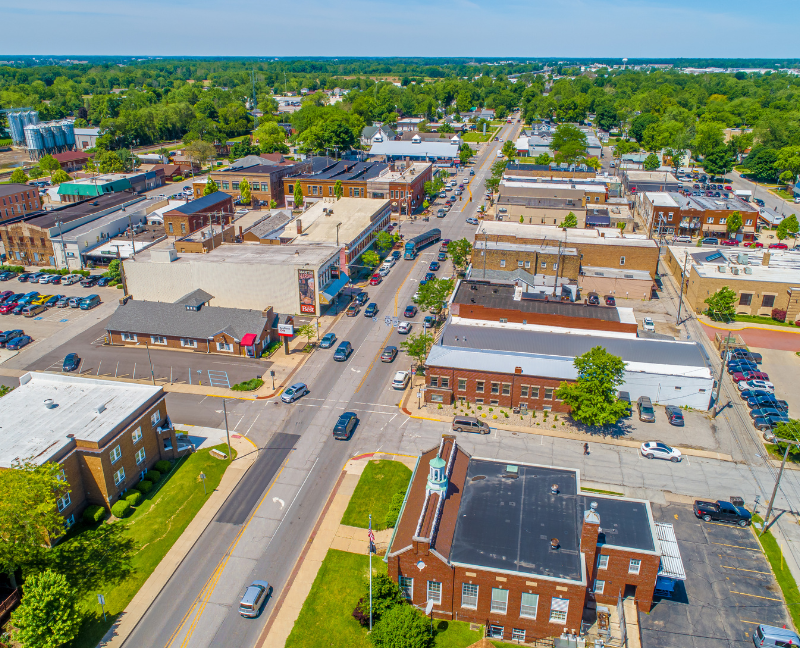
583,442,589,455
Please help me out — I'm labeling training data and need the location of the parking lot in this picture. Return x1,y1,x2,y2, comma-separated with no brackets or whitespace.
641,503,791,648
752,347,800,419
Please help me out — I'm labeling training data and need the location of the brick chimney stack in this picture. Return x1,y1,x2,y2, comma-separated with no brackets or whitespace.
581,502,601,586
296,218,303,235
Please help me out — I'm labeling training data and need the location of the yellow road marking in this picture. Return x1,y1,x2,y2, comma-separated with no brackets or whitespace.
354,327,394,394
706,521,750,528
712,542,760,551
730,591,781,601
740,620,763,625
723,566,771,575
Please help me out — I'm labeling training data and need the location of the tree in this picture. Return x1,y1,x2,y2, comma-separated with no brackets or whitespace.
0,462,69,587
774,145,800,183
10,168,28,184
253,121,288,154
485,176,500,194
10,570,82,648
29,167,44,180
501,139,516,161
665,148,684,176
295,323,315,346
269,199,278,209
743,146,780,182
50,170,71,185
416,277,454,313
362,250,380,268
702,146,734,177
584,157,601,171
333,180,343,200
693,121,725,158
560,212,578,228
555,346,629,427
38,155,61,176
400,332,435,368
783,214,799,236
534,152,552,166
203,178,219,196
550,124,588,164
448,238,472,271
726,211,743,234
629,113,660,143
459,144,473,166
613,140,639,156
376,231,394,254
643,153,660,171
293,182,304,209
704,286,737,321
83,158,97,174
184,139,215,170
239,178,251,205
370,603,432,648
354,573,404,625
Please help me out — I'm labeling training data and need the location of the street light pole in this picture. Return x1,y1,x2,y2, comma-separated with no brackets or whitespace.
762,438,800,534
676,252,689,325
144,339,155,385
222,399,233,461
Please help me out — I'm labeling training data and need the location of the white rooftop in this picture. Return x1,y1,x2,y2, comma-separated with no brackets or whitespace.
295,198,389,244
644,192,679,208
371,162,432,183
0,373,162,467
670,245,800,284
501,180,607,193
476,221,659,248
133,240,341,266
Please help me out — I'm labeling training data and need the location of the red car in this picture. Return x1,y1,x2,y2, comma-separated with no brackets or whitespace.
720,239,740,246
724,185,732,190
369,274,382,286
0,303,15,314
733,371,769,383
750,242,764,248
769,243,788,249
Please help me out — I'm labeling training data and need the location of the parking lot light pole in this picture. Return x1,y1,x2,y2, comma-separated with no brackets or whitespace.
762,437,800,535
222,399,232,461
676,252,689,325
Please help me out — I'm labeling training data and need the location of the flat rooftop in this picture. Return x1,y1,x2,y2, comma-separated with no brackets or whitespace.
670,245,800,283
0,372,161,467
134,241,340,266
623,170,679,182
473,240,578,256
645,192,679,208
370,162,432,183
476,221,659,248
62,197,164,239
290,160,387,182
296,198,389,244
501,180,606,193
28,192,142,230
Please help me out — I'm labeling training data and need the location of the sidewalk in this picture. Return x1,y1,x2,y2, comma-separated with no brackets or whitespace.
98,431,259,648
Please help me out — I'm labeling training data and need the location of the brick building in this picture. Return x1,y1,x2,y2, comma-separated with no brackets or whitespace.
0,184,41,223
639,192,758,241
504,161,596,180
0,372,182,524
52,151,93,173
473,241,581,282
175,223,236,253
107,289,274,357
163,191,234,237
387,438,672,643
284,160,389,209
208,157,310,207
366,162,432,215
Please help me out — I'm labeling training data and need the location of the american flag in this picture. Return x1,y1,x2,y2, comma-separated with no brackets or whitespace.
368,523,376,553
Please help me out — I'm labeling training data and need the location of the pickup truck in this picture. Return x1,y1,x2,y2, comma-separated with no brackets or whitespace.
693,500,751,527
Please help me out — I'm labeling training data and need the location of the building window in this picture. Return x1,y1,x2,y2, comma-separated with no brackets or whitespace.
461,583,478,609
719,218,727,225
499,260,506,268
512,629,526,641
430,393,444,403
520,592,539,619
121,332,137,342
216,341,233,352
56,492,71,512
400,576,413,600
746,219,753,226
541,262,547,269
549,598,569,623
598,554,609,570
620,256,626,266
430,377,439,388
232,182,240,190
151,336,167,345
488,625,504,639
64,514,75,528
499,318,507,324
502,383,511,396
151,410,161,427
427,581,442,605
110,445,122,464
524,261,530,268
544,387,554,400
458,378,467,391
287,184,293,194
168,223,174,233
132,427,142,444
251,182,260,191
113,467,125,486
518,260,524,268
476,398,484,404
707,217,714,224
491,382,500,395
521,385,529,398
180,338,197,348
180,223,186,234
594,580,605,594
135,447,146,465
739,293,752,306
629,559,641,574
440,377,450,389
476,381,484,393
491,588,508,614
490,399,499,406
311,185,318,195
762,294,776,308
530,386,540,399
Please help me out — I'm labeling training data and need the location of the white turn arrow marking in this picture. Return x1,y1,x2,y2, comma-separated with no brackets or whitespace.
273,497,285,509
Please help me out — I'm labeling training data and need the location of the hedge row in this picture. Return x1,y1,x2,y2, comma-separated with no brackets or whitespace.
82,504,106,524
111,500,132,519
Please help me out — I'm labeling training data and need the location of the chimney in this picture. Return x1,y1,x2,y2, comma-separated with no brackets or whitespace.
43,398,57,409
762,251,770,266
550,483,559,495
296,218,303,235
582,501,602,586
550,538,560,550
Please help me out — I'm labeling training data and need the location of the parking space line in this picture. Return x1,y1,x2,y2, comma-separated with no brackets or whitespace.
722,566,771,575
740,620,762,625
730,590,781,601
706,521,748,528
711,542,760,551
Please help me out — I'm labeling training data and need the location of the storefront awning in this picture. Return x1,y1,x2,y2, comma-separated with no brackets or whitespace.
241,333,257,347
586,213,611,227
320,274,350,305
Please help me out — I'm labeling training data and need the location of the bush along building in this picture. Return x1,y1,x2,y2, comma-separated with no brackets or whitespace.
386,438,682,643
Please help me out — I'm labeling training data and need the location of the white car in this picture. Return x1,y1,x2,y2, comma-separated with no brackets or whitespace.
643,317,655,332
398,321,412,334
672,235,692,243
378,266,391,277
738,379,775,392
640,442,682,463
62,274,82,285
392,371,410,390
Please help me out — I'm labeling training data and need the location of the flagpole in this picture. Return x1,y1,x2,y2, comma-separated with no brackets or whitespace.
369,513,373,632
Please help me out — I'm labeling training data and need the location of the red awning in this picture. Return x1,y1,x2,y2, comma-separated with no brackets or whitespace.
241,333,257,347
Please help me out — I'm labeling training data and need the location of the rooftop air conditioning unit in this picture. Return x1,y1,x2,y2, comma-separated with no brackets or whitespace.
744,266,753,274
718,265,727,273
731,267,739,275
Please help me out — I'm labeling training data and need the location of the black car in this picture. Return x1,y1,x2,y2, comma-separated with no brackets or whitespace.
665,405,684,426
750,407,788,421
364,303,378,318
333,341,353,361
587,292,600,305
0,329,23,347
0,272,17,281
404,305,417,318
97,277,113,287
63,353,80,372
740,388,772,401
754,415,786,431
81,276,99,287
333,412,358,440
728,362,757,374
391,250,401,261
17,273,34,283
693,499,751,527
355,292,369,306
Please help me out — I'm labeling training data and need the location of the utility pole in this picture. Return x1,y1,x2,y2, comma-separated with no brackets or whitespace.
143,339,155,385
56,220,67,270
676,251,689,325
712,338,729,417
222,398,233,461
762,434,800,535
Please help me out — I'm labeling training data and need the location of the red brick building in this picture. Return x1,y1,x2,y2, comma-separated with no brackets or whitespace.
163,191,234,237
387,438,668,643
0,184,41,223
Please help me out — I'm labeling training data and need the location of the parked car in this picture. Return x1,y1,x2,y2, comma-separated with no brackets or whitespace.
398,321,412,334
768,243,788,250
319,333,337,348
80,294,101,310
11,303,27,315
0,272,17,281
423,315,435,328
753,624,800,648
281,382,309,403
62,274,83,285
16,273,33,283
355,292,369,306
364,303,378,318
693,499,751,526
97,276,113,287
333,341,353,361
747,395,788,411
720,238,739,246
701,237,719,245
637,396,655,422
68,296,83,308
333,412,358,440
404,305,417,318
437,252,447,261
429,261,440,272
424,272,436,282
672,235,692,243
369,274,382,286
750,407,788,421
740,388,773,401
392,371,410,390
380,346,398,362
640,441,681,462
742,370,769,382
6,335,32,350
22,304,46,317
0,303,15,314
665,405,684,426
604,295,616,306
0,291,12,302
586,292,600,305
451,416,490,435
43,295,61,307
0,330,23,347
643,317,656,332
238,580,271,618
728,361,758,374
466,217,479,225
390,250,401,261
738,379,774,392
754,415,786,432
62,353,80,372
80,276,99,287
55,297,69,308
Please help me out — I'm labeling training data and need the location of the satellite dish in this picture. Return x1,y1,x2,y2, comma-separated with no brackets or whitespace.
425,600,434,615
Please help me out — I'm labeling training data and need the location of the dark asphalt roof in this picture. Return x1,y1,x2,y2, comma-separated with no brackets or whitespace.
442,323,707,368
174,289,213,308
246,212,292,239
26,192,139,229
0,184,32,198
292,160,388,182
454,280,621,322
578,495,654,552
169,191,231,215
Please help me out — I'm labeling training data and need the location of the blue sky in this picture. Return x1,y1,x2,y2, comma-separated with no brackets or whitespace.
1,0,797,57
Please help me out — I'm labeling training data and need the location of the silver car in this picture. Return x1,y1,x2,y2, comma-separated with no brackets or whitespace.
239,580,270,618
281,382,308,403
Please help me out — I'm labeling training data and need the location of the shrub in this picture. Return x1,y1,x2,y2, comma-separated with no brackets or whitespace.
488,407,494,412
772,308,788,322
492,415,498,419
437,403,442,409
155,460,171,473
137,479,153,494
384,491,405,528
111,500,132,518
82,504,106,524
144,470,161,483
125,492,143,506
232,378,264,391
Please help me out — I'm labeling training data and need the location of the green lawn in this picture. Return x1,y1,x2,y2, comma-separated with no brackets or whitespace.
433,620,481,647
462,132,492,143
752,514,800,630
732,314,798,328
67,444,236,648
771,188,795,200
340,460,412,531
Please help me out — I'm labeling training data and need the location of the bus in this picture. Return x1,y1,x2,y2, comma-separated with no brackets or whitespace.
404,228,441,260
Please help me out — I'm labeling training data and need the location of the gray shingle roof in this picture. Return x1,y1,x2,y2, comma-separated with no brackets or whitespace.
246,211,292,239
107,300,268,341
175,289,213,308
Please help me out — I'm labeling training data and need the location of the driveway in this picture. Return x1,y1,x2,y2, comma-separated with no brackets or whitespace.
641,503,791,648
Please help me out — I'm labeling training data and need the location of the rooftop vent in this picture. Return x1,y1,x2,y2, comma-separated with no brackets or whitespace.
550,538,560,550
471,475,486,482
503,465,519,479
551,483,559,495
94,403,106,414
43,399,56,409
